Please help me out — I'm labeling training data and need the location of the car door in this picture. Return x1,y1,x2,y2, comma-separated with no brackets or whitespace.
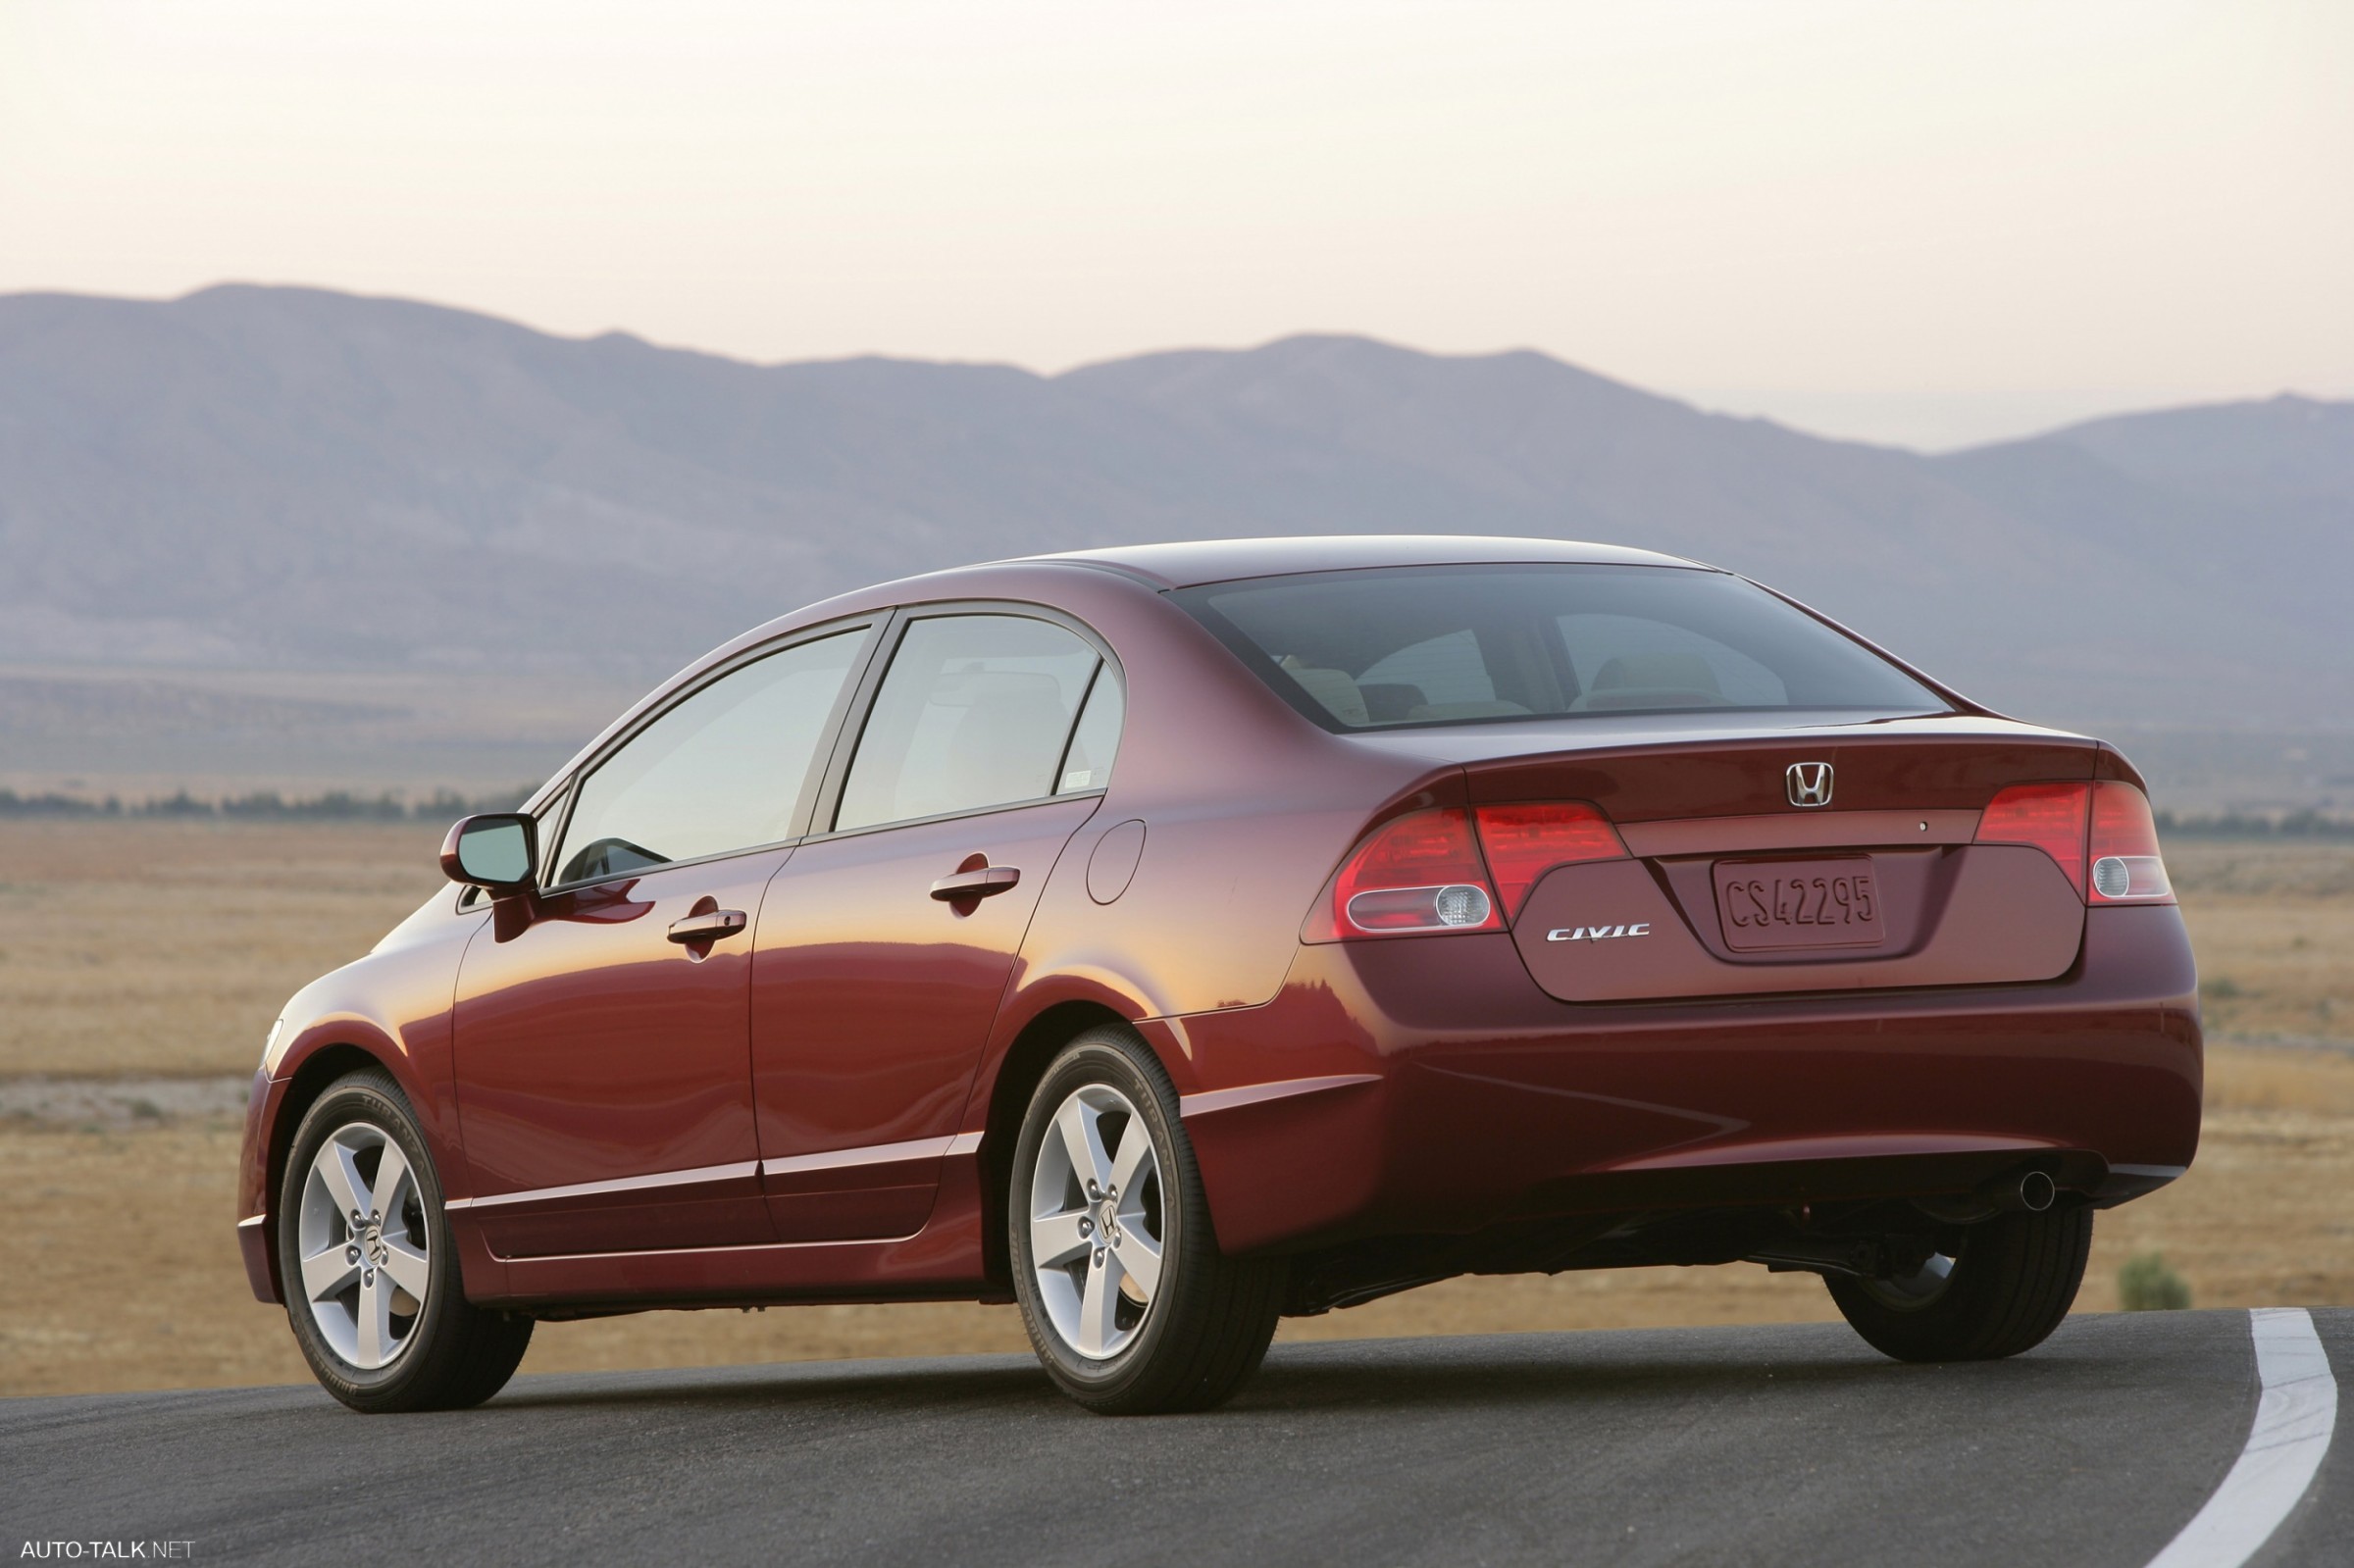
449,623,877,1258
750,609,1124,1241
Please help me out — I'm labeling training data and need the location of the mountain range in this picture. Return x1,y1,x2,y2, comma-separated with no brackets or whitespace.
2,284,2345,730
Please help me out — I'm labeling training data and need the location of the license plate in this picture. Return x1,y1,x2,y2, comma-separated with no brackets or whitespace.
1714,857,1886,951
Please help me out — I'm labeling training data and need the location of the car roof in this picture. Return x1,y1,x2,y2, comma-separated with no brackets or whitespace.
1018,534,1707,589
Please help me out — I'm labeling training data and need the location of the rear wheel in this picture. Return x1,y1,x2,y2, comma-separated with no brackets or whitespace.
1009,1027,1284,1414
1827,1205,2092,1362
278,1070,533,1412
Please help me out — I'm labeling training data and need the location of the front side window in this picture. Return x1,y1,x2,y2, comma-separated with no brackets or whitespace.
1174,564,1947,730
837,615,1106,832
552,628,867,885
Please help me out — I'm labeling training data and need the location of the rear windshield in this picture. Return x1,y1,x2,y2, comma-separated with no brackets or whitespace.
1171,564,1950,730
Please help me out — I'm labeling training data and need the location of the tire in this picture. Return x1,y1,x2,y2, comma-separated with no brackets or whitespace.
277,1069,533,1412
1008,1027,1285,1414
1826,1205,2093,1363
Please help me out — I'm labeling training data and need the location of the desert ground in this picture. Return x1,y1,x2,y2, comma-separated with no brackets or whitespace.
2,819,2347,1397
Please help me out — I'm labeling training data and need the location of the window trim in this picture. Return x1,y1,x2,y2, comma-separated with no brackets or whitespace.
1051,660,1113,796
805,600,1126,843
532,616,888,896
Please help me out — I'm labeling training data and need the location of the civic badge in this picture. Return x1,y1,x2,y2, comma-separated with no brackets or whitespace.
1786,761,1834,808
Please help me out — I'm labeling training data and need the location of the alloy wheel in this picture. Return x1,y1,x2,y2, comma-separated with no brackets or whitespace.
1027,1083,1166,1360
295,1122,432,1371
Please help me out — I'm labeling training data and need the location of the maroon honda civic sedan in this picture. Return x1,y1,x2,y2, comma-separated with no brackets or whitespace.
237,535,2198,1414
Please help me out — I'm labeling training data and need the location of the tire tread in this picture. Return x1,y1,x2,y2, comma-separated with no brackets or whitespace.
1828,1204,2092,1363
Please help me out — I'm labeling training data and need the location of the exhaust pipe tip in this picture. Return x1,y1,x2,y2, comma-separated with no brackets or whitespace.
1976,1169,2059,1213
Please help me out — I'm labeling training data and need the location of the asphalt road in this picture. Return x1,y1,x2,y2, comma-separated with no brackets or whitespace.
5,1310,2345,1567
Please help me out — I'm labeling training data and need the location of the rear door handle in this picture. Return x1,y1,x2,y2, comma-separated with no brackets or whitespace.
928,866,1021,901
666,909,748,943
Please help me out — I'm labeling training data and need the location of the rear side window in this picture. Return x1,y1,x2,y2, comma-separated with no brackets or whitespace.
837,615,1109,831
551,629,867,884
1174,564,1946,730
1056,667,1124,793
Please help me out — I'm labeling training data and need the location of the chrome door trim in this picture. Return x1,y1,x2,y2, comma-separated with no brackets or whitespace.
441,1159,761,1212
444,1136,993,1212
1178,1073,1382,1120
759,1130,984,1180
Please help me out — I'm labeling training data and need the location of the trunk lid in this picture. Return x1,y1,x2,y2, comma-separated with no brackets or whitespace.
1363,716,2102,1001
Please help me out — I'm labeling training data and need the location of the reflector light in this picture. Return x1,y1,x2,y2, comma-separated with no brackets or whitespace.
1471,801,1627,918
1347,883,1494,931
1432,885,1492,926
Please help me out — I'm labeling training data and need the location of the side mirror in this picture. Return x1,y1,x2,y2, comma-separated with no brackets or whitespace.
439,813,538,894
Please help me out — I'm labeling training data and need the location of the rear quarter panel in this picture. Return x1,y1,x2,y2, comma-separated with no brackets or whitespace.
979,577,1436,1074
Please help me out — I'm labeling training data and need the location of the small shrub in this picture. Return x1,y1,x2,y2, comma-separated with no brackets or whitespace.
2119,1251,2192,1311
2201,977,2243,1001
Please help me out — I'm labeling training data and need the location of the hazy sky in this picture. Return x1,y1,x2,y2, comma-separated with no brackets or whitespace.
3,0,2347,448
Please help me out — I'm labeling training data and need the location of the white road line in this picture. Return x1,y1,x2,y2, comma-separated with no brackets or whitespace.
2145,1308,2338,1568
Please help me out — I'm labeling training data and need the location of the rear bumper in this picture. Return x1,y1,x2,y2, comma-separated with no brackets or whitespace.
1163,903,2200,1254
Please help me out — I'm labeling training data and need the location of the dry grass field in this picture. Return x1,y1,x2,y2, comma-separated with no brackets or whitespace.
2,820,2348,1397
0,820,451,1079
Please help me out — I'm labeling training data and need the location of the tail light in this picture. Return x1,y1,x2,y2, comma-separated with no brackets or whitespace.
1975,781,2173,904
1975,783,2091,896
1303,799,1626,941
1471,801,1626,918
1305,807,1500,940
2087,781,2173,902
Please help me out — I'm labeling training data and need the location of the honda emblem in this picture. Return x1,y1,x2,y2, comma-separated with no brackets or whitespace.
1786,761,1834,808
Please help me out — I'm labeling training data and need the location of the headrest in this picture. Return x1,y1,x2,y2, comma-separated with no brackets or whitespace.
1277,655,1368,726
1589,651,1721,694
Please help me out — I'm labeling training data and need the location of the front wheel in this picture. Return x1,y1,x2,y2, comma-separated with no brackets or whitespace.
1826,1205,2093,1363
278,1069,534,1412
1009,1028,1284,1414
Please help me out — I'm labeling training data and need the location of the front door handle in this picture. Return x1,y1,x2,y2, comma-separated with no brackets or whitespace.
666,908,748,943
928,865,1020,902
